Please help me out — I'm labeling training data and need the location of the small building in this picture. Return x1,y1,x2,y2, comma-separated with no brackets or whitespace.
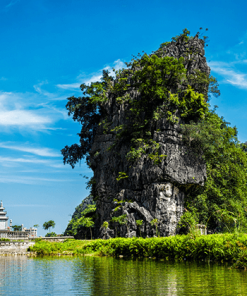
0,201,9,230
21,225,37,238
0,201,37,239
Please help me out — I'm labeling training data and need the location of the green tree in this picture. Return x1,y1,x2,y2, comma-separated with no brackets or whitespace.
43,220,55,232
45,232,57,237
181,108,247,232
111,215,127,238
136,220,143,237
33,224,39,228
82,217,94,240
70,204,96,238
150,219,159,236
12,225,22,231
101,221,109,239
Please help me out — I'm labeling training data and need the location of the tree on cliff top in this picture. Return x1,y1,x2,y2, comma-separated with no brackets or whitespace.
61,29,219,168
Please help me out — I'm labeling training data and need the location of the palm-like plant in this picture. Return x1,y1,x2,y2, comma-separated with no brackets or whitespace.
150,219,159,237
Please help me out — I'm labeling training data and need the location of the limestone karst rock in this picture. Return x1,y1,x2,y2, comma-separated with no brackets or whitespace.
89,34,208,238
65,32,211,239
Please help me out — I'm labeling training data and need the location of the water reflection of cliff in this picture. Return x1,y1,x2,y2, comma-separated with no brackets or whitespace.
71,257,247,296
1,257,247,295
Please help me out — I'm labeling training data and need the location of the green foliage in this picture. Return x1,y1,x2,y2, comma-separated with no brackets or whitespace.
111,214,127,225
33,224,39,228
29,234,247,269
113,206,121,212
0,238,10,241
64,196,96,236
62,29,219,170
101,221,109,239
45,232,57,237
102,221,109,229
181,108,247,232
28,239,93,255
12,225,22,231
111,214,128,238
81,204,96,217
70,204,96,239
136,220,143,237
177,210,199,237
171,28,193,42
43,220,55,232
116,172,129,182
150,219,159,236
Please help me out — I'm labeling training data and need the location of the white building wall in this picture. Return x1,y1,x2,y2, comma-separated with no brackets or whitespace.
0,221,6,230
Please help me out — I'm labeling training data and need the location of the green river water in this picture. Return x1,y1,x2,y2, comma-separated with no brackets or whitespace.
0,256,247,295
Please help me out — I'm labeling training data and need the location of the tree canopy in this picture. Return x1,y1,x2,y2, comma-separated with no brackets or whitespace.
43,220,55,231
12,225,22,231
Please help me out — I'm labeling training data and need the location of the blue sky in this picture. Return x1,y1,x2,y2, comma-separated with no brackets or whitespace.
0,0,247,236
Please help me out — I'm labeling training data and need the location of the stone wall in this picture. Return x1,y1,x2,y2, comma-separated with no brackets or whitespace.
31,236,74,242
0,241,35,254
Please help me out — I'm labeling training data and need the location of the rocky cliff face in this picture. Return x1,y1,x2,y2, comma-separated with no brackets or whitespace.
83,35,209,238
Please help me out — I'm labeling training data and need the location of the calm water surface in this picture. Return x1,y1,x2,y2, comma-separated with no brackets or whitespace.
0,256,247,295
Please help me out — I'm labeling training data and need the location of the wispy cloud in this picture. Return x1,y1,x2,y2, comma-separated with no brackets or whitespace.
33,81,67,102
6,204,49,207
209,61,247,89
0,156,64,169
57,59,125,90
5,0,20,8
0,143,60,157
0,109,52,126
0,156,50,164
0,77,7,81
0,175,72,184
0,91,65,131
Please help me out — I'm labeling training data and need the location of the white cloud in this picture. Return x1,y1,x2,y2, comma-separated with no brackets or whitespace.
0,175,71,184
0,156,65,169
0,91,65,131
209,61,247,89
0,143,60,157
0,156,50,164
56,82,81,90
33,81,67,102
56,59,126,90
6,204,49,207
0,109,52,126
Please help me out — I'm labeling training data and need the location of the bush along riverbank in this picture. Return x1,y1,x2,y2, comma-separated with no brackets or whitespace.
28,234,247,269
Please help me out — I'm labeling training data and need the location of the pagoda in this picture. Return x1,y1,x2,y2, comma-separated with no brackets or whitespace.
0,201,9,230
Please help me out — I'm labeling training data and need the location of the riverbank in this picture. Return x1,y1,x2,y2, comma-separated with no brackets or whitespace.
28,233,247,268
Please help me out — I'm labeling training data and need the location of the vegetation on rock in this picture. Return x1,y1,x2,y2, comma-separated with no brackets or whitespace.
62,28,247,235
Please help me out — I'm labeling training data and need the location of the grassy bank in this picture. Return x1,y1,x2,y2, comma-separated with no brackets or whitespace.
28,234,247,268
